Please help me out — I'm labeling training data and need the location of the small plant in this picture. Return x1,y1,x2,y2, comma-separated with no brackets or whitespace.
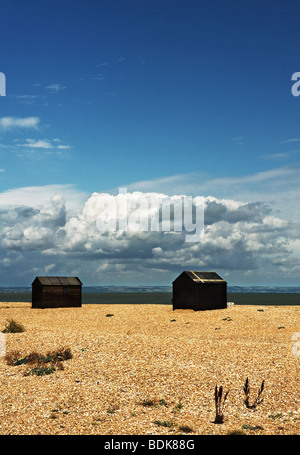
213,385,229,424
107,404,119,414
227,429,244,435
139,397,168,408
157,399,168,407
140,398,157,407
26,365,56,376
268,413,282,420
242,423,263,431
4,350,22,366
46,347,73,363
172,402,183,413
153,420,174,428
243,377,264,409
13,352,41,366
107,408,116,414
2,319,25,333
178,425,194,433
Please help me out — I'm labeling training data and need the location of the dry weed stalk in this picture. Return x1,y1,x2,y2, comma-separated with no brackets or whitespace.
213,385,229,424
243,377,265,409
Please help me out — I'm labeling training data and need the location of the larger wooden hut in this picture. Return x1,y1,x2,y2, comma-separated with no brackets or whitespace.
172,271,227,310
32,276,82,308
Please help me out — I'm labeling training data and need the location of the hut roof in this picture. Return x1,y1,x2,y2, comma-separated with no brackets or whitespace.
32,276,82,286
175,271,226,283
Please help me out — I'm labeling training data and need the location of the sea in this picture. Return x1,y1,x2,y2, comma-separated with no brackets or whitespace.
0,286,299,306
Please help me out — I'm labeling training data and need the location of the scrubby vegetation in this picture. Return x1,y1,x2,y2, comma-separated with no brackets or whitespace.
4,346,72,376
2,319,25,333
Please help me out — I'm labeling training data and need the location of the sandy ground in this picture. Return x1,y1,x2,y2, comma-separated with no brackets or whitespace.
0,302,299,436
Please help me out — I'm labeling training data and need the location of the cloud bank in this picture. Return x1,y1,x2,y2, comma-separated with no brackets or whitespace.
0,183,297,286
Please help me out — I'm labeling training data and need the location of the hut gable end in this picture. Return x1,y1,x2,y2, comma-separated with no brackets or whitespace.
172,271,227,311
173,271,225,284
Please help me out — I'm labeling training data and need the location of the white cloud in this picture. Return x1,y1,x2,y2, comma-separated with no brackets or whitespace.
231,136,244,145
0,184,88,211
16,138,71,150
18,139,53,149
0,116,40,130
46,84,66,93
123,166,300,224
123,166,297,192
57,144,70,149
1,189,297,283
260,152,293,161
16,94,40,104
278,138,300,144
0,180,298,286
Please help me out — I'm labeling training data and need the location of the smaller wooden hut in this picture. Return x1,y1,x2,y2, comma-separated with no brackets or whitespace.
32,276,82,308
172,271,227,311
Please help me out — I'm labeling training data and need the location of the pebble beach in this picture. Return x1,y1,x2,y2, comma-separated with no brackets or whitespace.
0,302,299,435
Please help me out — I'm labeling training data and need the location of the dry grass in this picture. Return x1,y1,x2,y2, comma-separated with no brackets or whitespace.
4,346,72,376
2,318,26,333
0,302,299,435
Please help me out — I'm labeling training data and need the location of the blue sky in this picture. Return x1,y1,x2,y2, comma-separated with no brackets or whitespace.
0,0,300,286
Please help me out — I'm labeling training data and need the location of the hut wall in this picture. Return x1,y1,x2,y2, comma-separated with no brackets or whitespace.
32,282,43,308
41,285,81,308
195,282,227,310
172,273,197,307
32,282,82,308
172,274,227,310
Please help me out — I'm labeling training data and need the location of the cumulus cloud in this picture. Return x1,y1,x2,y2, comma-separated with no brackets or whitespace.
0,116,40,130
0,184,87,211
1,194,66,251
124,166,300,226
0,187,297,286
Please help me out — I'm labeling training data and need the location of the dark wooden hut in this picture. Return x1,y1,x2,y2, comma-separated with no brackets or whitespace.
32,276,82,308
172,271,227,310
